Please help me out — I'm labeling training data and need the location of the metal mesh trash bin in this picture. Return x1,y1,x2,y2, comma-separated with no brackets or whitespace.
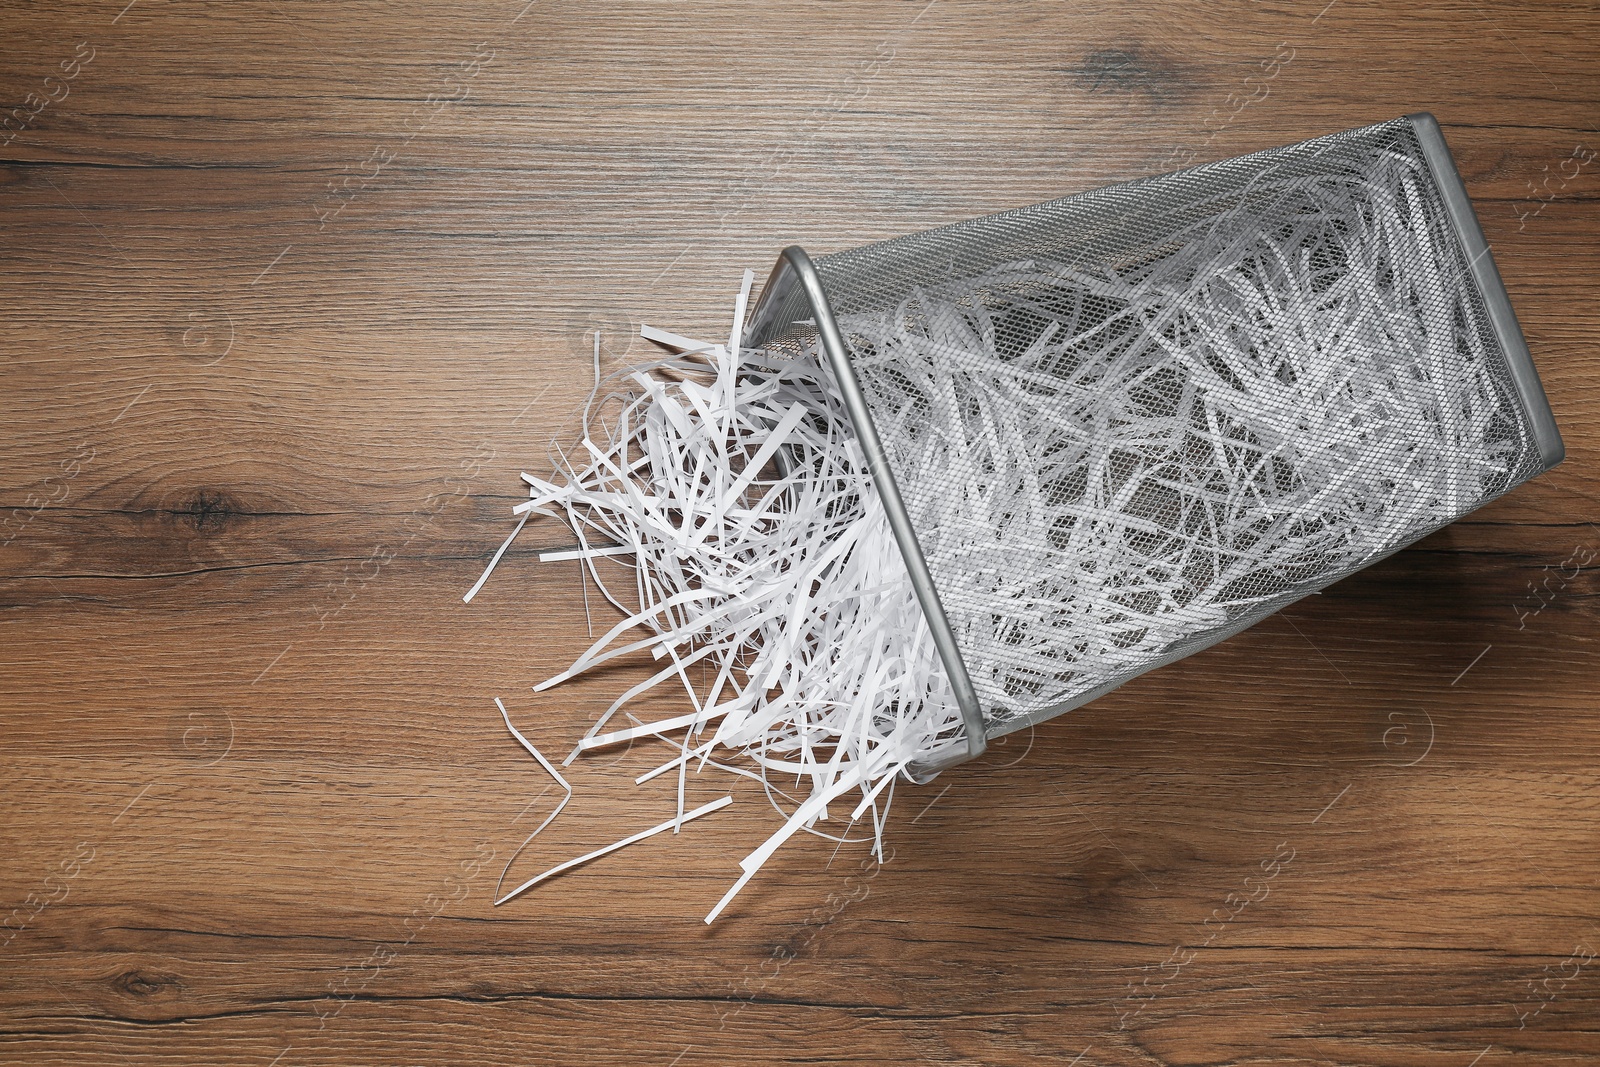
744,113,1563,778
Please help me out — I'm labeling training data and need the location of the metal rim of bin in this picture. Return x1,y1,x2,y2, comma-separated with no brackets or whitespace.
746,245,990,781
1406,112,1564,470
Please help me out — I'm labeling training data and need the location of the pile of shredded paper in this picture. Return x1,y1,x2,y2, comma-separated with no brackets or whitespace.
470,154,1525,919
469,272,964,923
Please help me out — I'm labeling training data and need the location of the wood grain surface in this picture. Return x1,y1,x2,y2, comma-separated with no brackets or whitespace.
3,1,1597,1064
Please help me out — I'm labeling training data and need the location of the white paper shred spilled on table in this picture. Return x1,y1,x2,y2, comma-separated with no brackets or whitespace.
472,270,968,921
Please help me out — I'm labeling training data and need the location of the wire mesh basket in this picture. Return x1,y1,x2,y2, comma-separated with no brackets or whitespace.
744,113,1564,777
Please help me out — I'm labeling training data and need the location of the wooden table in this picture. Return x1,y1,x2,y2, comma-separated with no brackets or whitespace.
3,2,1596,1064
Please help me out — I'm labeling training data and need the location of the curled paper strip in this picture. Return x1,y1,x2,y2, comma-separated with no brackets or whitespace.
493,697,572,903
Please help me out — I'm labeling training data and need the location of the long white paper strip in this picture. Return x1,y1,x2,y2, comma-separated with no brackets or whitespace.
494,795,732,905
